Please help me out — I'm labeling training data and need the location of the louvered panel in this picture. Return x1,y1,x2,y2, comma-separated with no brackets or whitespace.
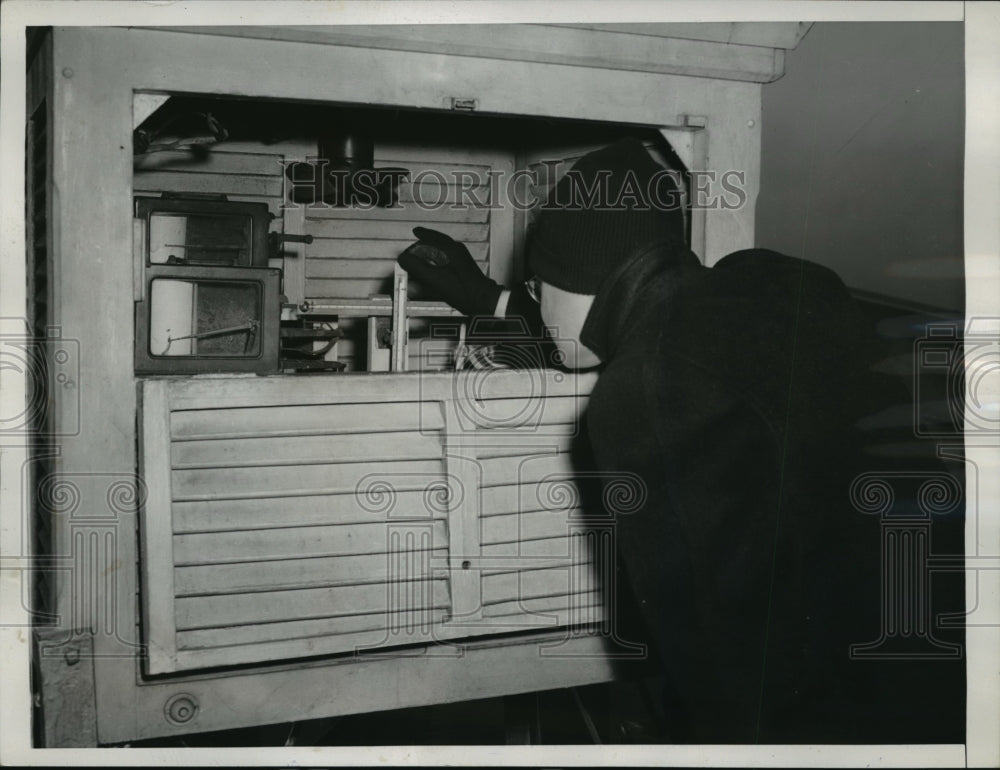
140,378,457,674
303,149,497,305
133,147,288,222
139,372,600,674
467,385,605,632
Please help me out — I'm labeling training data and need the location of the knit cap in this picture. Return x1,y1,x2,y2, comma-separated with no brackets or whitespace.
527,137,685,295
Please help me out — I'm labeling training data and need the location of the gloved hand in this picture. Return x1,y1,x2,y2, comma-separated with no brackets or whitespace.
397,227,503,316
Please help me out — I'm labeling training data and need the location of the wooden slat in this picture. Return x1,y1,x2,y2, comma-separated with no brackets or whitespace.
462,394,587,424
172,488,443,533
478,453,576,488
174,547,450,596
306,238,489,261
172,459,446,501
165,370,457,409
481,536,573,562
176,606,449,650
397,180,491,206
172,430,442,469
133,170,283,198
472,429,575,460
478,534,585,575
174,519,448,565
134,149,284,176
305,219,489,242
305,201,489,224
481,479,582,517
483,593,604,623
175,577,450,629
308,277,395,301
375,158,492,180
482,564,598,605
305,257,488,280
162,371,584,413
480,508,584,545
171,401,440,440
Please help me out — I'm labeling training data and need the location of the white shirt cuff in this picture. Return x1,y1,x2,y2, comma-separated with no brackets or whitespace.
493,289,511,319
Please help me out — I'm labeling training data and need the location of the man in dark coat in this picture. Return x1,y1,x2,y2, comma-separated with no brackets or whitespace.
398,138,964,743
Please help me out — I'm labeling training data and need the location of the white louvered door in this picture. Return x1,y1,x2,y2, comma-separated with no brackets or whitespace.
138,370,600,675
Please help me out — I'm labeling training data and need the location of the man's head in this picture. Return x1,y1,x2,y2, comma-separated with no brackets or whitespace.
527,137,684,368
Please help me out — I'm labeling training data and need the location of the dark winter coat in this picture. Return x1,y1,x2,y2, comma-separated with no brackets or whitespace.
570,242,965,743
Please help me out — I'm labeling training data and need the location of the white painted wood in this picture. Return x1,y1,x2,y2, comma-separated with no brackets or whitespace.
551,22,811,50
175,579,451,630
391,264,408,371
484,593,603,622
175,606,450,650
481,508,586,546
171,400,443,439
488,154,516,285
440,399,486,624
174,548,451,596
171,459,447,501
172,520,449,566
145,24,787,83
172,489,441,533
138,381,180,674
479,453,577,488
481,564,597,605
171,430,443,469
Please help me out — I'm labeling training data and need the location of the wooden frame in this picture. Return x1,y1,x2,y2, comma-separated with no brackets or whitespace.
34,25,768,743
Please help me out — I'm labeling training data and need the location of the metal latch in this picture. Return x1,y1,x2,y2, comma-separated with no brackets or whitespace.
449,97,478,112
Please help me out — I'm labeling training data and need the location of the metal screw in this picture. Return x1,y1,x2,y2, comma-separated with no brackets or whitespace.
61,67,74,79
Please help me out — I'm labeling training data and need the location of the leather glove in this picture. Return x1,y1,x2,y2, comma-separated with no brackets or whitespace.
397,227,503,316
